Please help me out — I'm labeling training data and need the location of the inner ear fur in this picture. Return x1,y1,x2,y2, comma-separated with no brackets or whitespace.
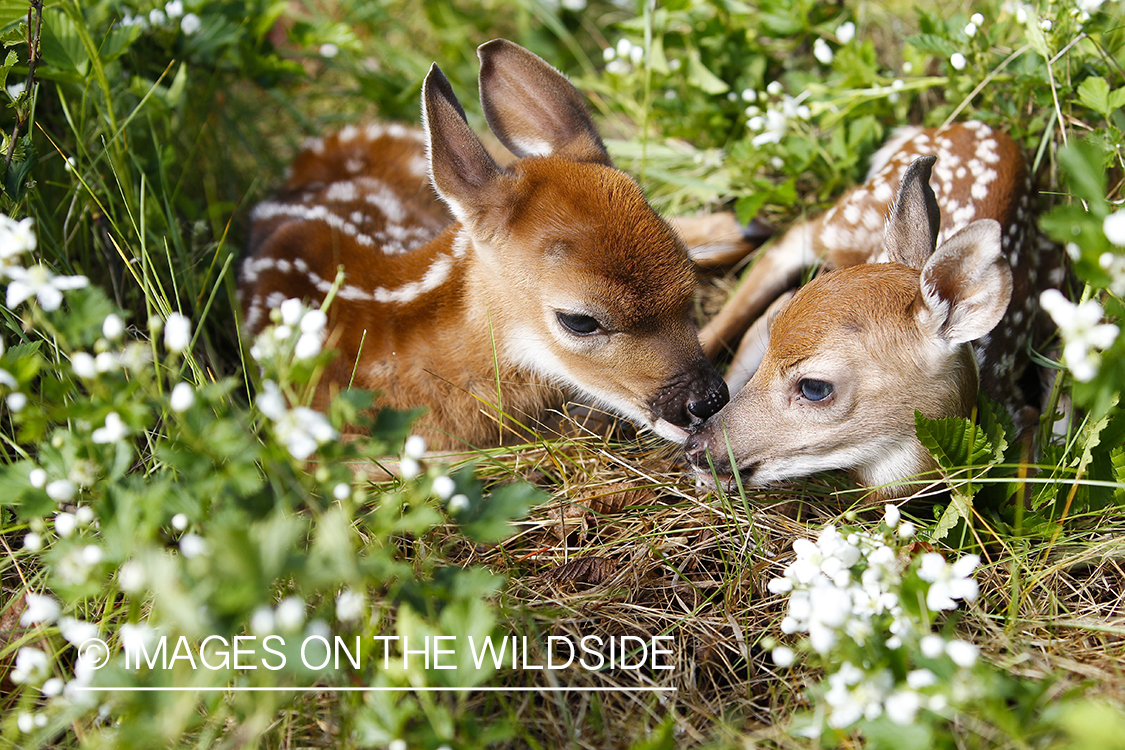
914,219,1013,345
477,39,611,166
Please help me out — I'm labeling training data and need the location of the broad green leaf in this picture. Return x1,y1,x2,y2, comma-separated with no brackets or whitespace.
39,8,89,76
906,33,956,57
459,481,544,543
1078,76,1111,115
1057,139,1109,215
932,488,972,541
686,50,728,95
0,0,27,32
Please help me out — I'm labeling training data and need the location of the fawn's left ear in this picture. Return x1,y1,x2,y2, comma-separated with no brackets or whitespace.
884,154,941,270
914,218,1012,345
477,39,611,166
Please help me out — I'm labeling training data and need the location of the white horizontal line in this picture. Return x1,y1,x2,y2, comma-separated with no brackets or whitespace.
74,686,676,693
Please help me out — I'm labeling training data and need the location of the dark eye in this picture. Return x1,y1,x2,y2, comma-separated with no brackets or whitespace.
557,312,602,336
799,379,833,402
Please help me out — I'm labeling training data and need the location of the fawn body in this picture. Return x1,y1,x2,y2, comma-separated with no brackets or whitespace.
241,40,730,451
687,122,1058,496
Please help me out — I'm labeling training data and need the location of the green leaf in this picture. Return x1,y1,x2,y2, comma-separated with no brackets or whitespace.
1109,88,1125,113
0,0,27,32
735,192,767,225
685,50,728,95
915,411,994,470
459,481,545,543
39,8,89,76
932,489,972,541
1057,139,1109,217
1078,76,1111,116
906,33,956,57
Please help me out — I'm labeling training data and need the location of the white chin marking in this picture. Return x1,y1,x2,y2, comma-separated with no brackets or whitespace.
652,419,690,444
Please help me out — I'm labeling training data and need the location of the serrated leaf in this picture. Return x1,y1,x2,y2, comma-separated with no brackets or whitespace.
915,411,994,471
1078,76,1111,115
977,393,1013,463
1057,140,1109,215
1024,8,1052,58
39,8,89,76
931,488,973,541
906,33,956,57
1109,88,1125,113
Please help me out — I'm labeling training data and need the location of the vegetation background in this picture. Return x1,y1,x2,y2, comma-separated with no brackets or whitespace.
1,0,1124,748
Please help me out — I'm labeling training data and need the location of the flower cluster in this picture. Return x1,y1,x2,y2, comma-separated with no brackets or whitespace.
743,82,812,147
603,38,646,76
249,297,328,363
121,0,201,35
256,379,337,460
1039,289,1119,382
769,507,987,736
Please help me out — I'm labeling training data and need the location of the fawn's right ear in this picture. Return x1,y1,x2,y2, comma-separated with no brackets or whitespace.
477,38,611,166
422,63,502,224
884,155,941,270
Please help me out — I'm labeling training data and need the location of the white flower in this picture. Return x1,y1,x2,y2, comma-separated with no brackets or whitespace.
741,88,757,102
7,392,26,411
301,308,327,334
767,576,793,594
825,664,891,729
319,43,339,58
0,215,36,260
29,467,47,488
389,740,407,750
898,521,916,538
95,351,118,373
920,634,945,659
400,456,421,480
170,382,195,412
59,616,98,646
1039,18,1053,31
180,12,200,34
448,493,469,512
164,312,192,353
164,0,183,18
42,677,63,696
23,532,42,551
950,52,967,70
6,264,89,311
971,12,984,25
1040,289,1119,382
1076,0,1104,11
92,412,128,444
46,479,77,503
17,712,33,733
179,533,208,558
6,81,25,100
276,597,305,631
256,379,287,421
81,545,102,566
964,21,978,36
1100,252,1125,297
294,332,322,359
333,482,350,500
279,298,303,326
251,606,275,635
1016,6,1029,23
946,639,979,667
919,553,980,611
149,8,166,25
71,352,97,379
120,621,156,655
1105,210,1125,246
885,690,922,725
274,406,338,460
12,647,50,684
813,38,833,64
602,46,616,62
432,475,456,500
750,108,789,146
102,313,125,340
171,512,188,531
771,645,795,667
75,506,94,525
20,592,60,625
766,80,783,95
884,503,901,528
907,668,937,689
336,589,364,622
0,367,13,389
404,434,426,459
118,560,145,592
836,21,856,43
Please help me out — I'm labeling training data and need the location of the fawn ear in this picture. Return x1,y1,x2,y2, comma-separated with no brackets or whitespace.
422,63,502,223
477,38,611,166
914,219,1013,345
884,155,941,270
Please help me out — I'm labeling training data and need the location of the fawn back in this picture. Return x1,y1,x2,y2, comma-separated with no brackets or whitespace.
687,122,1059,496
240,39,729,451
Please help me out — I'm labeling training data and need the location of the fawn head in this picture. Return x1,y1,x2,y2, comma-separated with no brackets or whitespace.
686,156,1013,495
423,39,727,441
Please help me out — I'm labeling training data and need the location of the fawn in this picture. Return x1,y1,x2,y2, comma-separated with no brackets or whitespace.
686,122,1059,496
240,39,734,451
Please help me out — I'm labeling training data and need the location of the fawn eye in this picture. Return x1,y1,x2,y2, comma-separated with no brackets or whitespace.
556,312,603,336
799,378,834,402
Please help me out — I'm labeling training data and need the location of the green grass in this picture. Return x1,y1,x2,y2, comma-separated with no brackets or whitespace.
1,0,1124,748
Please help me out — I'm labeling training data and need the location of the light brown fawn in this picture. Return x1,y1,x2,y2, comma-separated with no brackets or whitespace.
686,122,1059,496
240,39,732,451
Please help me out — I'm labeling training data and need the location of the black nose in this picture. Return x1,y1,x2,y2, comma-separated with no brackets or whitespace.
688,378,729,421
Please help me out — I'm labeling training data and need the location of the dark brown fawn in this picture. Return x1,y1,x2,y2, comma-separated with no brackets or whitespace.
686,122,1059,496
240,39,736,451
